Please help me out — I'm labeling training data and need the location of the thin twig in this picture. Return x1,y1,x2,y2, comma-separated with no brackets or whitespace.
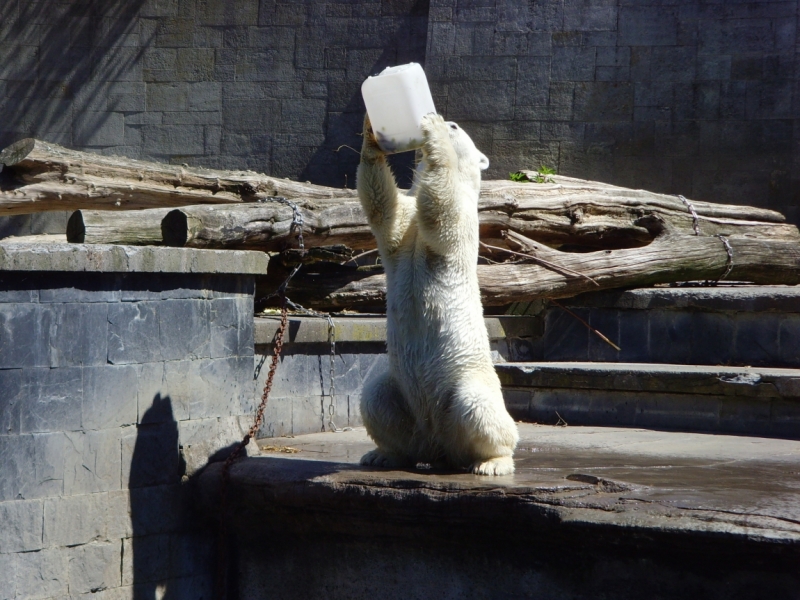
480,241,599,286
550,298,621,352
342,247,379,265
334,144,360,154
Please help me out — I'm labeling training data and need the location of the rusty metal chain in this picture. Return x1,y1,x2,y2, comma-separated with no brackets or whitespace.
215,198,305,599
215,295,289,600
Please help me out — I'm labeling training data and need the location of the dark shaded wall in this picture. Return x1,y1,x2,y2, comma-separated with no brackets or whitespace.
0,0,797,224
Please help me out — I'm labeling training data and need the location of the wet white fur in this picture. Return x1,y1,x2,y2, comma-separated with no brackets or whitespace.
356,113,519,476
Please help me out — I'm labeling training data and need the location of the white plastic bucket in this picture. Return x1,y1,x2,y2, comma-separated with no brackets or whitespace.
361,63,436,154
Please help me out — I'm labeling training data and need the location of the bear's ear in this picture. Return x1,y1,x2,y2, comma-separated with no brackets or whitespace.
478,152,490,171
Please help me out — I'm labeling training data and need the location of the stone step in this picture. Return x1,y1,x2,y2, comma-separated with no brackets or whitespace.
510,285,800,368
498,362,800,438
199,425,800,600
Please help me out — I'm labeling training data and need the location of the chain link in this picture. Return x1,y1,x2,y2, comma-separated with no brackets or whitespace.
215,294,289,600
258,196,305,250
676,194,701,236
216,195,349,598
716,234,734,282
677,194,701,236
284,299,348,433
326,314,339,432
215,196,306,600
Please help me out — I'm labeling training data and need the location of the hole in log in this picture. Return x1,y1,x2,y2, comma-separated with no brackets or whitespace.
162,209,189,247
66,210,86,243
478,223,656,254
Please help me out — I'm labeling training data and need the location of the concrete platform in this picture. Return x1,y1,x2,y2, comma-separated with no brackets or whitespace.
199,425,800,599
499,362,800,437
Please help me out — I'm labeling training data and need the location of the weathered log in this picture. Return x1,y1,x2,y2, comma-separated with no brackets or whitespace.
0,138,352,215
67,208,173,245
270,222,800,310
158,190,799,253
160,199,375,250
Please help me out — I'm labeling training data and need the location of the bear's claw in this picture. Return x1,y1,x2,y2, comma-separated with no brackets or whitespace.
469,456,515,476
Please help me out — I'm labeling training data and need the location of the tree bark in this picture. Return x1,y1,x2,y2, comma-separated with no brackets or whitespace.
271,224,800,310
159,190,799,252
0,138,353,215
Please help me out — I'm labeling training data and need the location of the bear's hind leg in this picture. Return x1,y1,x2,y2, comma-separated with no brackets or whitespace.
443,376,519,476
359,370,415,469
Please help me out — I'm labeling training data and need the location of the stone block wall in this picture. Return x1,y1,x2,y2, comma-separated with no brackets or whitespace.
1,0,797,238
511,286,800,368
425,0,800,223
0,271,256,599
256,343,386,438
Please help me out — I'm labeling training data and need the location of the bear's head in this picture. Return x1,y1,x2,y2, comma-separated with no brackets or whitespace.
446,121,489,193
410,120,489,195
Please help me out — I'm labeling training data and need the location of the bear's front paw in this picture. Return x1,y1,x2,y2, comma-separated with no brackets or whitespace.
360,449,409,469
420,112,446,136
469,456,515,476
361,114,385,161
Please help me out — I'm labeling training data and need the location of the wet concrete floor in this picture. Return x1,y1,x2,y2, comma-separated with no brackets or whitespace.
256,423,800,537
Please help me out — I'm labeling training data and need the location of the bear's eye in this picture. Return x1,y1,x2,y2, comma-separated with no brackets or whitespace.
449,123,458,130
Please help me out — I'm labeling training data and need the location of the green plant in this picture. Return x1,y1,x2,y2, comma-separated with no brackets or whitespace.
509,166,556,184
533,165,556,183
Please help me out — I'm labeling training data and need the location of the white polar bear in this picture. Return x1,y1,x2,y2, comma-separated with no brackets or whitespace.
356,113,519,476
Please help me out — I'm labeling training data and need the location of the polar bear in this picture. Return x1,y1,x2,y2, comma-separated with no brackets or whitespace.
356,113,519,476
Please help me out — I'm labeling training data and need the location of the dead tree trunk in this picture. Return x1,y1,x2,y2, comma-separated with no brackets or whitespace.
272,221,800,310
0,138,352,215
156,190,798,252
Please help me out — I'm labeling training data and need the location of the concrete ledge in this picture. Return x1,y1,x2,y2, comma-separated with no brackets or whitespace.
564,285,800,313
229,424,800,544
0,240,268,274
499,362,800,437
254,315,542,345
199,425,800,599
497,362,800,398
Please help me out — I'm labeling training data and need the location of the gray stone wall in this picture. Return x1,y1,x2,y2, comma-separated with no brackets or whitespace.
0,0,797,228
0,271,256,599
425,0,800,223
512,286,800,368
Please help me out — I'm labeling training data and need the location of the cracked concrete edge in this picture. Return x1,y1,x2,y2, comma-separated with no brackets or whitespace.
0,241,268,275
198,460,800,546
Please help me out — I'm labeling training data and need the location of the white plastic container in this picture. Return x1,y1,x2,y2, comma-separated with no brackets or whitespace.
361,63,436,154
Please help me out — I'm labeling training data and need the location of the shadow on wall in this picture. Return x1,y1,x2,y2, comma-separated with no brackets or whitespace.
130,394,245,598
129,394,186,599
299,0,430,190
0,1,147,151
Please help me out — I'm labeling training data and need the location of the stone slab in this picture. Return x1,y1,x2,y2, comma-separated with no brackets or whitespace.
563,285,800,313
0,240,268,275
199,424,800,574
496,362,800,398
498,362,800,437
